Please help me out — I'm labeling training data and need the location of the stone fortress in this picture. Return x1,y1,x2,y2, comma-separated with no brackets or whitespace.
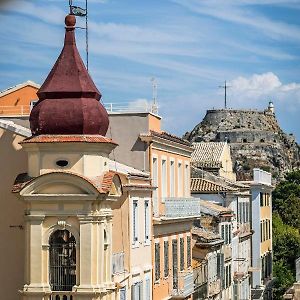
184,102,300,180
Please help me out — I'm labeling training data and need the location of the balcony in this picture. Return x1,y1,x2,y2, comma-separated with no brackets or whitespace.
162,197,201,219
253,168,272,186
112,252,125,274
208,278,221,297
169,271,194,298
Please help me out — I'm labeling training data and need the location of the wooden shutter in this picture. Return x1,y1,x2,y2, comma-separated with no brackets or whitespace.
120,286,126,300
133,201,138,242
145,278,150,300
144,201,149,241
180,237,184,271
164,240,169,277
187,236,191,267
155,243,160,281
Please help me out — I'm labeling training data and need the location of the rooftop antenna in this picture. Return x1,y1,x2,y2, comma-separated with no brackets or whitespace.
69,0,89,70
219,80,231,109
151,77,158,114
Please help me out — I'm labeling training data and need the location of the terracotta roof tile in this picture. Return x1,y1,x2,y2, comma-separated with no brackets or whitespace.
192,226,221,241
12,170,116,194
149,130,191,146
191,177,237,193
200,199,233,216
20,134,117,145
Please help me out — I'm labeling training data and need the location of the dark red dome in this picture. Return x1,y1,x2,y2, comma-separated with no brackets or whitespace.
30,14,109,136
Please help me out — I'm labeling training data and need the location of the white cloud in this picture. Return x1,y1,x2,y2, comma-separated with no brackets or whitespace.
230,72,300,96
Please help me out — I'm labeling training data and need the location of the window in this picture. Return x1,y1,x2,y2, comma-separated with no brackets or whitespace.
170,160,175,197
161,160,167,200
187,236,191,267
152,157,158,215
145,277,150,300
133,200,138,244
49,230,76,291
184,164,189,196
120,286,126,300
155,243,160,281
164,240,169,277
260,193,264,206
180,237,184,271
178,162,182,196
144,200,150,242
172,239,178,289
131,281,143,300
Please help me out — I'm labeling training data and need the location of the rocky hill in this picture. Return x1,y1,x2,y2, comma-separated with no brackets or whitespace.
184,103,300,180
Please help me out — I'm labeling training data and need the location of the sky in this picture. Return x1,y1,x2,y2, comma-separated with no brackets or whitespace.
0,0,300,140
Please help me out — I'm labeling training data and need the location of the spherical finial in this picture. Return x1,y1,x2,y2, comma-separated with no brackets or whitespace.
65,14,76,27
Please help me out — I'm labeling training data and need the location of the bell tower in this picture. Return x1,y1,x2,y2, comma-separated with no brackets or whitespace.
15,13,120,300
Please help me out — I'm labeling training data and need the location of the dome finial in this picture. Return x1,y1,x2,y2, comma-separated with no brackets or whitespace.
65,14,76,27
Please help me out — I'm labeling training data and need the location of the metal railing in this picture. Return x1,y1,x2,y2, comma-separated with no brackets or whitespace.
169,271,194,298
104,102,158,114
0,101,159,116
164,197,201,218
112,252,125,274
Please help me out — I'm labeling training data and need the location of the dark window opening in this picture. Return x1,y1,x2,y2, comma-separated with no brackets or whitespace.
49,230,76,291
56,160,69,168
243,139,247,143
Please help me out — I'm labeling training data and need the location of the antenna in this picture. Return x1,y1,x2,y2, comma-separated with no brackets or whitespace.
85,0,89,71
151,77,158,114
219,80,231,109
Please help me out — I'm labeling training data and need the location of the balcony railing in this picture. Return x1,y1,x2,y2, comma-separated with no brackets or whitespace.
112,252,125,274
208,278,221,297
163,197,200,219
253,168,272,185
169,271,194,298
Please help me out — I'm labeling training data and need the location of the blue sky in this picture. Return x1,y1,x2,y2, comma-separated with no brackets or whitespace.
1,0,300,140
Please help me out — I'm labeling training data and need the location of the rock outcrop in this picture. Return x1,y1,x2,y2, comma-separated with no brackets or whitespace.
184,103,300,180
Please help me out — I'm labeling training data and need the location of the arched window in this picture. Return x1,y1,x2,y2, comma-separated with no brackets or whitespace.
49,230,76,291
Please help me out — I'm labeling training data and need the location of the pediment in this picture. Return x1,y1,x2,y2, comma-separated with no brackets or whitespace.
20,172,98,197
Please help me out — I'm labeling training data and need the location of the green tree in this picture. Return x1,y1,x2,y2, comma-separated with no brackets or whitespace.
273,170,300,228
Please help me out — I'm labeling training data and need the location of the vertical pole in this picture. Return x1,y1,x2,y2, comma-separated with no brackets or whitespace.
86,0,89,71
224,80,227,109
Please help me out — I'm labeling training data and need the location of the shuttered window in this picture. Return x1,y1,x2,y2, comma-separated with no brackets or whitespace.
145,278,150,300
131,282,142,300
155,243,160,281
164,240,169,277
180,237,184,271
144,200,150,241
187,236,191,267
120,286,126,300
133,200,138,243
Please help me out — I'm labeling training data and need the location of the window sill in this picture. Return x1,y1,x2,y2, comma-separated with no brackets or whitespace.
132,242,139,249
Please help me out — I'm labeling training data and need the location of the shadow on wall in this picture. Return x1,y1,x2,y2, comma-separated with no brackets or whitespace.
0,128,27,300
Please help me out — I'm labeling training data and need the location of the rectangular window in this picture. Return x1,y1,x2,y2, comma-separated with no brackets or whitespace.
184,164,189,196
178,162,182,196
260,192,264,206
133,200,138,243
170,160,175,197
131,282,142,300
225,224,228,244
144,200,150,242
161,160,167,200
155,243,160,281
221,225,225,242
145,278,150,300
228,224,231,244
152,157,158,215
187,236,191,267
260,221,263,242
180,237,184,271
120,286,126,300
164,240,169,277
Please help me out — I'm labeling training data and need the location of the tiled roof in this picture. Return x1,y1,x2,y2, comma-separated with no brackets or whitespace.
21,135,117,145
143,130,191,146
108,160,149,178
12,170,116,194
200,200,233,216
0,80,40,98
191,142,226,168
191,178,237,193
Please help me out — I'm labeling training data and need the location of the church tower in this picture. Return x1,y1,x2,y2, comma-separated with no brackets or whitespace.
15,14,121,300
